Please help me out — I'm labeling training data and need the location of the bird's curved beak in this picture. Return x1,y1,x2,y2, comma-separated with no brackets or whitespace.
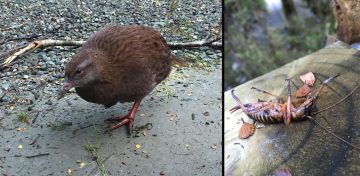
58,78,75,100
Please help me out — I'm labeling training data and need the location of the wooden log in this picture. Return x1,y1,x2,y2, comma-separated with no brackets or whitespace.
225,41,360,175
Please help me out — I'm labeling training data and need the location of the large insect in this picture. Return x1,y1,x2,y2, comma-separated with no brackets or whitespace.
230,72,360,150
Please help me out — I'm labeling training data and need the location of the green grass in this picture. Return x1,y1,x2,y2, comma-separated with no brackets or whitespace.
50,122,67,130
17,112,29,123
83,128,107,176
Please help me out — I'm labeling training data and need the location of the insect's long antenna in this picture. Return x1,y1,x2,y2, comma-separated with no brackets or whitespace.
312,83,360,115
307,116,360,150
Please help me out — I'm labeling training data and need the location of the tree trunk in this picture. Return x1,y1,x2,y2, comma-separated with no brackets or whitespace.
282,0,297,18
333,0,360,43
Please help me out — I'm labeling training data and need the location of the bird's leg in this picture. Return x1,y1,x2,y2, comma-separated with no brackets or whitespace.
105,100,141,133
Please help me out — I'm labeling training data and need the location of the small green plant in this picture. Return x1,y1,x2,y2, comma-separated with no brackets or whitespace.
83,129,107,176
169,0,179,15
51,122,67,130
17,112,29,123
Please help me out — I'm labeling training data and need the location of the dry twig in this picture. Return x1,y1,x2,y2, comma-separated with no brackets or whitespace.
1,40,84,67
1,37,221,68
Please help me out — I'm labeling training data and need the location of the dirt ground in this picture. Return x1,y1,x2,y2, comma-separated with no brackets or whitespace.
0,65,222,175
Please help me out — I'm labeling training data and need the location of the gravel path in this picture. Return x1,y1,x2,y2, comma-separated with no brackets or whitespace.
0,1,222,175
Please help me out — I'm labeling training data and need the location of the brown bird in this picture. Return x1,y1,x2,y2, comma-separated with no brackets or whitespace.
58,25,172,133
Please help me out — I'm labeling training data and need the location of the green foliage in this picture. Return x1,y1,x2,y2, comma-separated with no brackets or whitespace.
225,0,335,90
17,112,29,123
83,130,107,176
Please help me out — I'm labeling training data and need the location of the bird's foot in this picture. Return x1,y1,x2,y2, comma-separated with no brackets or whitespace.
105,115,134,133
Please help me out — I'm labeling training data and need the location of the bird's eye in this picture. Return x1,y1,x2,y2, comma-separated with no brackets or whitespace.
75,68,83,75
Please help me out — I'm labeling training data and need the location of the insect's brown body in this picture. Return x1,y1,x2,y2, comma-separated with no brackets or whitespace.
230,73,338,125
230,73,360,150
231,92,313,124
240,102,285,123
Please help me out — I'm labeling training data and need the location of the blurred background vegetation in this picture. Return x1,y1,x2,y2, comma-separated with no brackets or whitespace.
224,0,335,90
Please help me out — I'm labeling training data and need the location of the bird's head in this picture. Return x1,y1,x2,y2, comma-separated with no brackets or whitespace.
58,49,100,99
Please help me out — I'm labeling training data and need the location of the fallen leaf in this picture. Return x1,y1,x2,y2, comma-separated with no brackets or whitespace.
239,121,255,139
135,144,141,149
16,127,22,131
295,84,311,97
300,72,315,86
210,144,217,149
67,168,72,176
274,168,292,176
18,144,23,149
79,162,85,168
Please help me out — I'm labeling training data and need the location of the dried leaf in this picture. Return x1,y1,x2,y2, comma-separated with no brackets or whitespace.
79,162,85,168
274,168,292,176
295,84,311,97
203,112,210,116
300,72,315,86
67,168,72,176
239,122,255,139
135,144,141,149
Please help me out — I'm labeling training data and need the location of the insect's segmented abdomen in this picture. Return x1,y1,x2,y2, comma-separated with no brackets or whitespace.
246,103,285,123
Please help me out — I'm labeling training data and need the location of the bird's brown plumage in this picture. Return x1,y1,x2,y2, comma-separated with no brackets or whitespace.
59,25,172,132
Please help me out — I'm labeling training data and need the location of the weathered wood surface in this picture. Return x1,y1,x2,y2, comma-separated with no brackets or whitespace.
225,42,360,175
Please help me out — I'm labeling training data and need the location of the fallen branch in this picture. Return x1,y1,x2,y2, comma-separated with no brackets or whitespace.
1,40,85,67
168,37,222,50
1,37,222,68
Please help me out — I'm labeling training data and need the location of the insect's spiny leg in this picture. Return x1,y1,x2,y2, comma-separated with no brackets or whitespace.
250,86,283,101
312,83,360,115
288,78,299,90
317,77,342,98
307,116,360,150
231,89,249,114
314,73,340,98
284,79,292,125
229,105,240,113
